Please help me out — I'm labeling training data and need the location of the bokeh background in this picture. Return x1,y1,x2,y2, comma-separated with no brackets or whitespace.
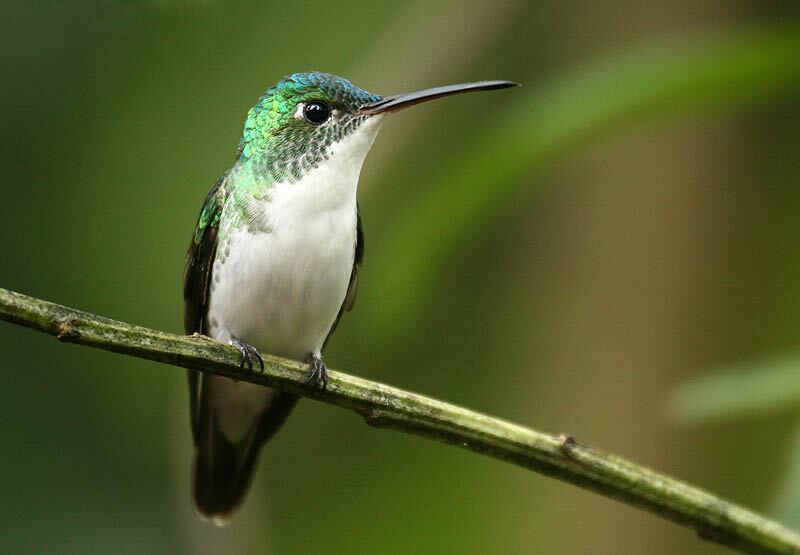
2,1,800,553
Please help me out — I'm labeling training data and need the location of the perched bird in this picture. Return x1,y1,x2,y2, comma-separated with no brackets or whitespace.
184,72,517,521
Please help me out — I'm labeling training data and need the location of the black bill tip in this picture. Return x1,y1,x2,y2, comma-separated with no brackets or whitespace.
359,80,520,115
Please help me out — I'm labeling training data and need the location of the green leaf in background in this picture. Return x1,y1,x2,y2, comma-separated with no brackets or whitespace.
365,25,800,341
773,420,800,529
668,353,800,424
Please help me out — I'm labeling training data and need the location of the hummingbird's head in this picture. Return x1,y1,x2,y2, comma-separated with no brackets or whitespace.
237,72,382,183
237,71,519,184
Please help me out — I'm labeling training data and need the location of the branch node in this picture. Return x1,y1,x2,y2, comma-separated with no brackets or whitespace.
558,433,578,456
56,318,79,342
362,409,381,425
362,408,393,428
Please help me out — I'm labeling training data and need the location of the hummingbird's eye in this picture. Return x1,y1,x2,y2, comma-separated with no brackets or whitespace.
303,101,331,125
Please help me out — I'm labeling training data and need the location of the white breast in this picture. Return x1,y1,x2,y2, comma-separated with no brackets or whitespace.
208,115,382,358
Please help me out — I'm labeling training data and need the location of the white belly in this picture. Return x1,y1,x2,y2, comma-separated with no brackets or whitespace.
207,206,356,360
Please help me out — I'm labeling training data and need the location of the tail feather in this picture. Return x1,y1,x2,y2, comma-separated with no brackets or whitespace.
191,375,299,522
192,417,260,520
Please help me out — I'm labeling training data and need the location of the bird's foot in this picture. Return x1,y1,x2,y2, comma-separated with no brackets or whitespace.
231,338,264,372
305,355,329,391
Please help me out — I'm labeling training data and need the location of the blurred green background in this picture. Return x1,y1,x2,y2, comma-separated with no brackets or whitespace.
2,1,800,553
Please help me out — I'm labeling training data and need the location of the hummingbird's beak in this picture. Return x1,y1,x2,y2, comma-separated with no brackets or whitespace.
358,80,519,115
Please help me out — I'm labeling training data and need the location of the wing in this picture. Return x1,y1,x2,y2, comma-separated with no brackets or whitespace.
184,176,225,441
323,204,364,348
184,175,299,518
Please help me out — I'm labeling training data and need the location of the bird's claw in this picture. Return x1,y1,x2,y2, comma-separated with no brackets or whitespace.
231,338,264,372
305,356,328,391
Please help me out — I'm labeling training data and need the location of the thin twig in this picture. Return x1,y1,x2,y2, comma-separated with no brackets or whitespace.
0,286,798,554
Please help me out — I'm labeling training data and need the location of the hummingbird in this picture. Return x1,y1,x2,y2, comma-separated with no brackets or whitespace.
183,71,517,521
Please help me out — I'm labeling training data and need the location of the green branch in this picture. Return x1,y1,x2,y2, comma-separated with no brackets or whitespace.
1,286,798,555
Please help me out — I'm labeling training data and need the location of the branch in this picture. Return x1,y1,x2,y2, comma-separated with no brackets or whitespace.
1,286,798,555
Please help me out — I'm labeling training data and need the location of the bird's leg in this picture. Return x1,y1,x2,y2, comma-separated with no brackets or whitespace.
231,338,264,372
305,354,329,391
